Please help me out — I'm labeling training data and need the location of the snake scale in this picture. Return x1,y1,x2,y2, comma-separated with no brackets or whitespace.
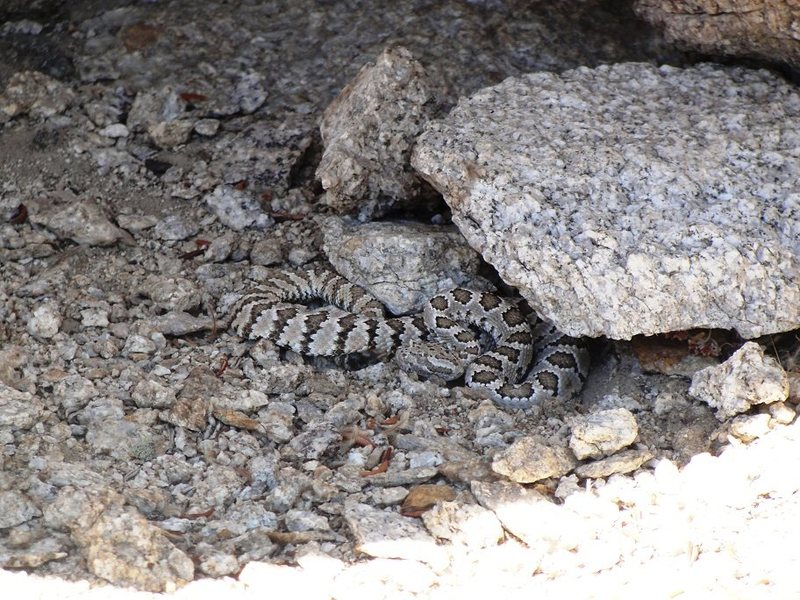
226,265,589,410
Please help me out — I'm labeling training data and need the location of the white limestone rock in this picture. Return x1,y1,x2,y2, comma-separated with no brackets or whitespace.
412,63,800,339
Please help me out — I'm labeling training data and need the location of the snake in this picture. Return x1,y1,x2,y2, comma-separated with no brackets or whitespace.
225,265,589,410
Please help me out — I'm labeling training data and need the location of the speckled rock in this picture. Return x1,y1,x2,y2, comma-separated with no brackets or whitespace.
197,548,240,578
131,378,176,409
126,86,183,133
153,215,199,241
204,185,274,231
44,487,193,592
0,384,45,430
0,70,74,121
689,342,789,420
321,216,482,314
27,197,133,247
569,408,639,460
573,448,653,479
317,46,440,220
412,63,800,339
421,500,504,548
343,502,447,569
492,437,577,483
0,491,41,528
148,119,194,149
140,275,201,312
25,302,61,339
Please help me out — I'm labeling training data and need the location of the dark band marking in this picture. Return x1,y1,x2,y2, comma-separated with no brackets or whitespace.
456,330,475,344
387,319,407,350
471,368,500,385
429,295,449,311
535,370,560,393
334,313,359,353
545,350,579,371
506,330,534,345
501,307,527,327
495,345,521,363
237,300,274,338
435,316,458,330
451,289,473,304
299,311,330,353
474,354,503,371
478,293,502,311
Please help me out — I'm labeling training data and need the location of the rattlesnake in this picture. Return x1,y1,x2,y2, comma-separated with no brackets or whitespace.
226,265,589,410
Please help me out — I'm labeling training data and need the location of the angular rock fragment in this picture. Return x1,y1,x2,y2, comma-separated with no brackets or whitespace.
0,491,41,528
318,46,440,220
492,437,576,483
27,196,133,246
127,86,194,148
26,302,62,339
153,214,199,241
573,448,653,479
0,70,75,121
421,500,503,548
569,408,639,460
43,487,193,592
0,383,45,429
401,483,456,515
471,480,566,553
343,502,447,569
690,342,789,420
204,185,274,231
729,414,772,443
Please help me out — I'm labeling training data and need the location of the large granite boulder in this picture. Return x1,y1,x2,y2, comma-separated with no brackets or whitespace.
412,63,800,339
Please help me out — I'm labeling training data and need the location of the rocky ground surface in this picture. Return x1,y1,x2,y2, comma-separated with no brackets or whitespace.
0,1,799,598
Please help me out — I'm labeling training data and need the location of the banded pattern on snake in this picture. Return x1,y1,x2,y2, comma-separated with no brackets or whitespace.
226,265,589,410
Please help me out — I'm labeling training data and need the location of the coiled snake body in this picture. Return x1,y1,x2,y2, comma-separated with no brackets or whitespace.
227,266,589,410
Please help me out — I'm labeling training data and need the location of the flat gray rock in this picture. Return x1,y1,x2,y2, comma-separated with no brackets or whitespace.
573,448,653,479
412,63,800,339
321,216,482,314
343,503,447,569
